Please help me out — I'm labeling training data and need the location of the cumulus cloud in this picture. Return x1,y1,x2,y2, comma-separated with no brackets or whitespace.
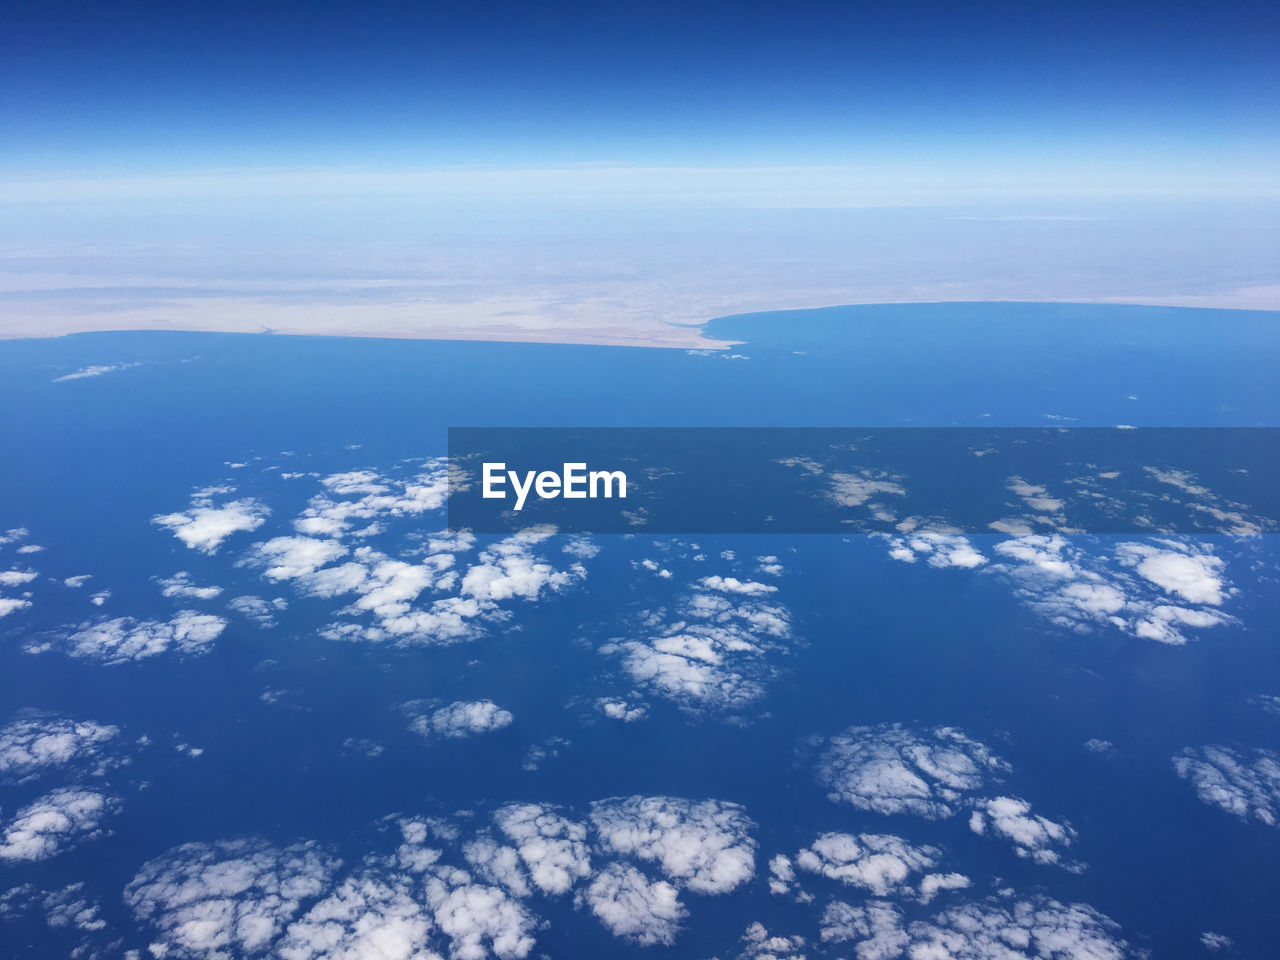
0,569,38,587
885,533,1235,646
293,463,451,538
605,582,794,713
461,527,582,603
595,698,647,722
275,871,433,960
821,893,1133,960
407,701,514,740
0,596,32,618
968,796,1080,869
755,555,785,576
579,863,684,946
739,922,806,960
0,882,109,940
0,716,121,783
31,611,227,663
1173,745,1280,826
243,536,349,581
817,724,1008,819
881,532,987,569
816,725,1081,868
154,493,270,554
699,576,777,596
157,571,224,600
1115,541,1227,605
770,832,949,900
827,471,907,508
0,788,118,861
125,839,340,957
230,595,287,628
492,804,592,897
589,796,755,895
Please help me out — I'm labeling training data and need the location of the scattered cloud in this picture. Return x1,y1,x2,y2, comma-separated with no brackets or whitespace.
407,700,514,740
0,788,119,861
51,362,140,382
969,796,1080,869
817,724,1007,819
154,491,270,554
595,697,647,722
580,863,684,945
30,610,227,663
821,892,1132,960
0,715,121,783
229,594,287,628
157,571,224,600
1174,745,1280,826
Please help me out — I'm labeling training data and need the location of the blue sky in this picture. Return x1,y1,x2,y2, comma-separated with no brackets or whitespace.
3,0,1278,183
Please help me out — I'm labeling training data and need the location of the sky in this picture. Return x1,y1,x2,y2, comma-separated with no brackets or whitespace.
2,0,1278,342
3,0,1278,187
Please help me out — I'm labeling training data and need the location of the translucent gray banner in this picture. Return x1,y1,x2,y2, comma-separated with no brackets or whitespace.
447,428,1279,535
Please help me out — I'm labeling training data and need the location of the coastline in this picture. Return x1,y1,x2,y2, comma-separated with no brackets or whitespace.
1,288,1276,350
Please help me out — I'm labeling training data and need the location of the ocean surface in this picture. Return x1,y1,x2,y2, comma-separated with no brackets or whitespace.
0,302,1277,959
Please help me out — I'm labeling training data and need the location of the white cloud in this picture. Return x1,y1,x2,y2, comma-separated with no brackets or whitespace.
595,698,646,722
125,839,340,957
229,595,287,628
1115,541,1227,605
589,796,755,895
52,362,140,382
0,597,31,618
968,796,1080,869
243,536,349,581
35,610,227,663
0,788,118,861
579,863,684,946
157,571,224,600
608,585,793,713
422,870,536,960
408,701,514,740
699,575,777,596
1174,745,1280,826
755,555,785,576
1201,931,1234,952
820,900,910,959
881,532,987,569
154,497,270,554
493,804,592,897
889,534,1237,646
0,716,120,783
562,537,600,559
774,832,945,899
817,724,1007,819
276,872,434,960
294,463,451,538
822,893,1131,960
63,574,92,588
827,471,907,508
0,569,38,587
739,922,806,960
461,527,581,603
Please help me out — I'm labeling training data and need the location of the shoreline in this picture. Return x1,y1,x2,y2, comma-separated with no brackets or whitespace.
1,292,1277,350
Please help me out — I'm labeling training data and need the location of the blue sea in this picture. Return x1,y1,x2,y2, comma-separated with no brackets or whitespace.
0,303,1277,959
